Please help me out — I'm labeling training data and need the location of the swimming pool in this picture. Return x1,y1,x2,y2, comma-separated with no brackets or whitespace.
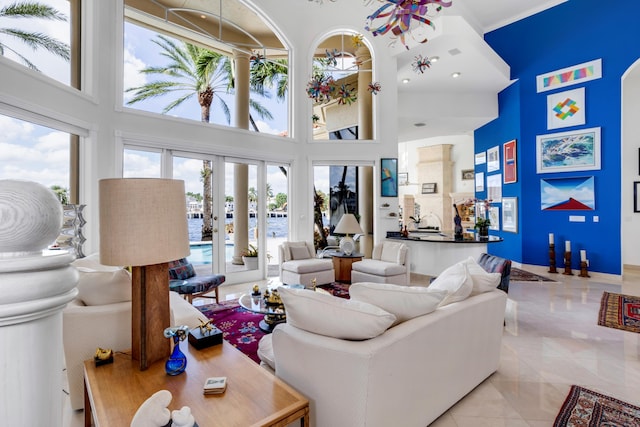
188,242,233,265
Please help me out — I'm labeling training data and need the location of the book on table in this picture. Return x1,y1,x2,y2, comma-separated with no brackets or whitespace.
203,377,227,395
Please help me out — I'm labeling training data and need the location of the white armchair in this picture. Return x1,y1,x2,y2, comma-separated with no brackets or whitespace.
351,241,410,285
279,241,335,287
63,254,205,410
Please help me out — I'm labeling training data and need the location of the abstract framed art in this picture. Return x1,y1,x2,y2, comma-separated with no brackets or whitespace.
487,173,502,203
503,139,517,184
540,176,595,211
536,127,601,174
381,158,398,197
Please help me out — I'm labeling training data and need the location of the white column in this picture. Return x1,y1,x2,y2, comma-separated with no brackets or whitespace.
0,180,78,426
232,50,251,265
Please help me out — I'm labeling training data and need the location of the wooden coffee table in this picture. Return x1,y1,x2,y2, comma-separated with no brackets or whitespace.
83,341,309,426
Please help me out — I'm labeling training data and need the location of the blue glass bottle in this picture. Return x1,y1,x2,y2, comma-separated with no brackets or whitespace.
165,334,187,375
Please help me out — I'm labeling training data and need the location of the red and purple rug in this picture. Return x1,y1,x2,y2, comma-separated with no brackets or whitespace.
554,385,640,426
197,300,265,363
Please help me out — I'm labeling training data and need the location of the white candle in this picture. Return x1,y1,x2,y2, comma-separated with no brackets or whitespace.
580,250,586,262
549,233,554,245
565,241,571,252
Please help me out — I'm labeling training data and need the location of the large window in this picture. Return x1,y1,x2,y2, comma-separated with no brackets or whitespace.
0,113,73,202
122,1,289,136
311,31,373,141
0,0,75,86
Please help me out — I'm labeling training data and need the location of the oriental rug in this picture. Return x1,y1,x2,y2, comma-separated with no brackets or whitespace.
597,291,640,333
510,267,557,283
317,282,351,299
553,385,640,426
197,299,265,364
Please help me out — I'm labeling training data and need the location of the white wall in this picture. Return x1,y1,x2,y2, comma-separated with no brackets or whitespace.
398,134,475,199
622,63,640,267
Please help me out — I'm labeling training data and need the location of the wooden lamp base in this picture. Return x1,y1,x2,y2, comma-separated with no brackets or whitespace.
131,264,171,370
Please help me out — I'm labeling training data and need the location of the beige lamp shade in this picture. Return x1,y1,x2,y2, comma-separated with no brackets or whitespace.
99,178,190,266
333,213,363,235
334,213,363,255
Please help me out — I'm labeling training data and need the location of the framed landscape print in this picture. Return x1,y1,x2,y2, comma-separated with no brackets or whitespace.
461,169,475,180
381,158,398,197
536,127,601,173
541,176,595,211
503,139,517,184
502,197,518,233
487,146,500,172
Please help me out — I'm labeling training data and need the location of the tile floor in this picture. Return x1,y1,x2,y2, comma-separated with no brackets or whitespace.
64,266,640,426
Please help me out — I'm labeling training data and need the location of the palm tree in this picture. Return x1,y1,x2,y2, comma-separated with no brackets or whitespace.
126,35,273,241
50,184,69,204
0,1,70,70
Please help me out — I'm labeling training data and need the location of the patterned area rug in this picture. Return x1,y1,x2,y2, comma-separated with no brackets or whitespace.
317,282,351,299
197,299,265,363
598,291,640,333
554,385,640,426
510,267,557,282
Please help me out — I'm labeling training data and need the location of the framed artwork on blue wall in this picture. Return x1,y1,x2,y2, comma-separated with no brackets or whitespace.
381,158,398,197
502,197,518,233
536,127,601,174
540,176,595,210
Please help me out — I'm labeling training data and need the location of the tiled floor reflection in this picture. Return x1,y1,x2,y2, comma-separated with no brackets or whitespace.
65,266,640,426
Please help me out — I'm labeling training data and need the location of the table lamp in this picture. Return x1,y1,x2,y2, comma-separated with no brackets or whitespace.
333,213,363,255
99,178,190,370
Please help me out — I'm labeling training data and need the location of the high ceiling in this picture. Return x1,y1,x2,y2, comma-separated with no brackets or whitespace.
125,0,568,141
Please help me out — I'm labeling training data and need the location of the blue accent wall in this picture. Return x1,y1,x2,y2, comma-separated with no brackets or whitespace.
476,0,640,275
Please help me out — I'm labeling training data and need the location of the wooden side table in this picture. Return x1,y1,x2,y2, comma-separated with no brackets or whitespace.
83,341,308,426
329,252,363,283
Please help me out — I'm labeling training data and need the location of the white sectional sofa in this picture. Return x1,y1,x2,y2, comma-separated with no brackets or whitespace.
268,286,507,427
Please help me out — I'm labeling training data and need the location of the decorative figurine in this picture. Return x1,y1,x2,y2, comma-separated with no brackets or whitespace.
197,318,213,336
164,325,189,376
453,204,463,240
252,284,261,296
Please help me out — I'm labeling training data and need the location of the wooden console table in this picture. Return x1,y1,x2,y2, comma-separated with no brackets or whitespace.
83,341,308,426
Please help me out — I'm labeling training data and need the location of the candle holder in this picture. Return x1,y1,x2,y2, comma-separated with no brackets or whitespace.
579,261,590,278
563,251,573,275
548,243,558,273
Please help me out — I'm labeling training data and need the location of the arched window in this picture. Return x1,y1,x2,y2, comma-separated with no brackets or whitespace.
309,31,374,141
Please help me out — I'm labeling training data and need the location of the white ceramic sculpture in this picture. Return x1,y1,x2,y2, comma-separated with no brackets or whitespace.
130,390,195,427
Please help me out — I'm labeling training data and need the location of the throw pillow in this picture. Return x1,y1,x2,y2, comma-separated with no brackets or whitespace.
278,286,396,340
72,253,132,306
283,242,310,262
169,263,195,280
463,256,501,295
290,245,312,260
350,282,447,325
429,261,473,306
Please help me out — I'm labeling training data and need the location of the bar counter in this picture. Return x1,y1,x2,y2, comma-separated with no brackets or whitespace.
387,231,502,277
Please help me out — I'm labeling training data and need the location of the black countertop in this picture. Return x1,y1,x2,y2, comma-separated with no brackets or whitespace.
387,231,503,244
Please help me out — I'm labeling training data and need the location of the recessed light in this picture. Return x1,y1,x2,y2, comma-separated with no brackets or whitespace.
414,122,426,127
451,72,461,78
402,78,410,84
430,56,439,63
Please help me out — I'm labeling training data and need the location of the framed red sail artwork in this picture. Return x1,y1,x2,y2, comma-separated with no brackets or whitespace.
503,139,517,184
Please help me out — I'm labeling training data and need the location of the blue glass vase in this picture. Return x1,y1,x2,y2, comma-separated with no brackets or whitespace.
165,335,187,375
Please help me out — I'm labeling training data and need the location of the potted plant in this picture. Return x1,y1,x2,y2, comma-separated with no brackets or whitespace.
241,244,259,270
474,217,491,237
